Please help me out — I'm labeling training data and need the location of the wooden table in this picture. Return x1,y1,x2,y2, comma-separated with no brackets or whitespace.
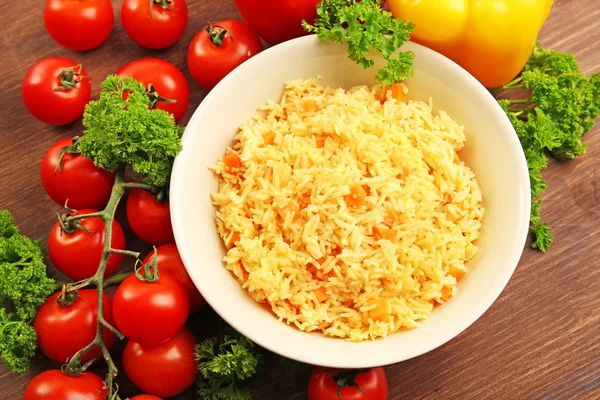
1,1,599,399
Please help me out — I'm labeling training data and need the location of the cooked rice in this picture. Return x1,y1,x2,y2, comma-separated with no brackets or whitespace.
210,77,483,341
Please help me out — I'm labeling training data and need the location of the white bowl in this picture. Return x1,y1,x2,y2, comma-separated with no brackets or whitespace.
171,35,530,368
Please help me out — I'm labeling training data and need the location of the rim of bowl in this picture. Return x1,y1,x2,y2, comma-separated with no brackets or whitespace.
171,34,531,368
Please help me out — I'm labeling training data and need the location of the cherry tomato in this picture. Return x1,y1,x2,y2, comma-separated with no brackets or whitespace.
34,289,116,364
22,57,91,126
113,271,189,346
44,0,114,51
130,395,163,400
187,19,263,89
24,370,107,400
122,0,188,49
123,327,197,397
116,59,189,123
308,367,388,400
142,244,204,313
126,188,175,245
234,0,320,45
48,209,126,281
40,138,115,209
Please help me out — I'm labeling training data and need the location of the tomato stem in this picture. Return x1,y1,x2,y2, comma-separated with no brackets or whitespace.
205,23,231,47
61,169,159,399
144,83,178,110
55,64,84,91
149,0,172,17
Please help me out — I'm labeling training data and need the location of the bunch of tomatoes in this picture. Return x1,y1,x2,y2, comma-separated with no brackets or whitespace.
31,142,202,399
24,0,263,127
21,0,263,398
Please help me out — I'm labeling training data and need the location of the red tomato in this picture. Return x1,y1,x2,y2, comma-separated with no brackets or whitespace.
44,0,114,51
24,370,107,400
34,289,116,364
130,395,163,400
22,57,91,126
122,0,188,49
123,327,197,397
113,272,189,346
142,244,204,313
187,19,263,89
308,367,388,400
116,59,189,123
48,209,126,281
126,188,175,245
40,138,115,209
234,0,320,44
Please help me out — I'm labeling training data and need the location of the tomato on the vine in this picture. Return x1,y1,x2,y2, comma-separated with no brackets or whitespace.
142,244,204,313
22,57,91,126
122,0,188,49
123,327,197,397
44,0,114,51
187,19,263,89
113,270,189,346
116,59,189,123
126,188,175,245
34,289,116,364
24,370,107,400
308,367,388,400
48,209,126,281
41,138,115,209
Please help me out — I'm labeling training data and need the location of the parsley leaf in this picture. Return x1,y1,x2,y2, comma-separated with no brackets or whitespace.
303,0,415,86
195,327,264,400
0,210,54,373
78,75,183,188
497,45,600,251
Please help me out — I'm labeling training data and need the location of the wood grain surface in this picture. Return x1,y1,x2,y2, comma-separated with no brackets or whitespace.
1,1,599,399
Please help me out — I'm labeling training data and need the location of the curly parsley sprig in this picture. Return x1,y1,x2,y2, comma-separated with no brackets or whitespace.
195,326,264,400
79,75,183,188
0,210,55,373
303,0,414,86
497,44,600,251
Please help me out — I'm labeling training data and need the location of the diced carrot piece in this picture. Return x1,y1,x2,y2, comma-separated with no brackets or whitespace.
391,83,407,103
316,136,326,148
449,267,465,282
229,231,241,247
314,287,329,302
363,184,371,196
374,227,395,241
263,130,276,145
441,286,453,301
302,99,317,113
222,153,242,170
345,184,367,207
317,257,328,265
331,246,342,256
369,298,390,322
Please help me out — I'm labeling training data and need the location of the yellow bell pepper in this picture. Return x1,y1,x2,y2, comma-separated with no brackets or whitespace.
388,0,553,88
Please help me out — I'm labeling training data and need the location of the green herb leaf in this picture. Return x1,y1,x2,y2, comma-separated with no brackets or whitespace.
303,0,414,86
195,327,264,400
497,45,600,251
0,210,54,373
78,75,183,188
